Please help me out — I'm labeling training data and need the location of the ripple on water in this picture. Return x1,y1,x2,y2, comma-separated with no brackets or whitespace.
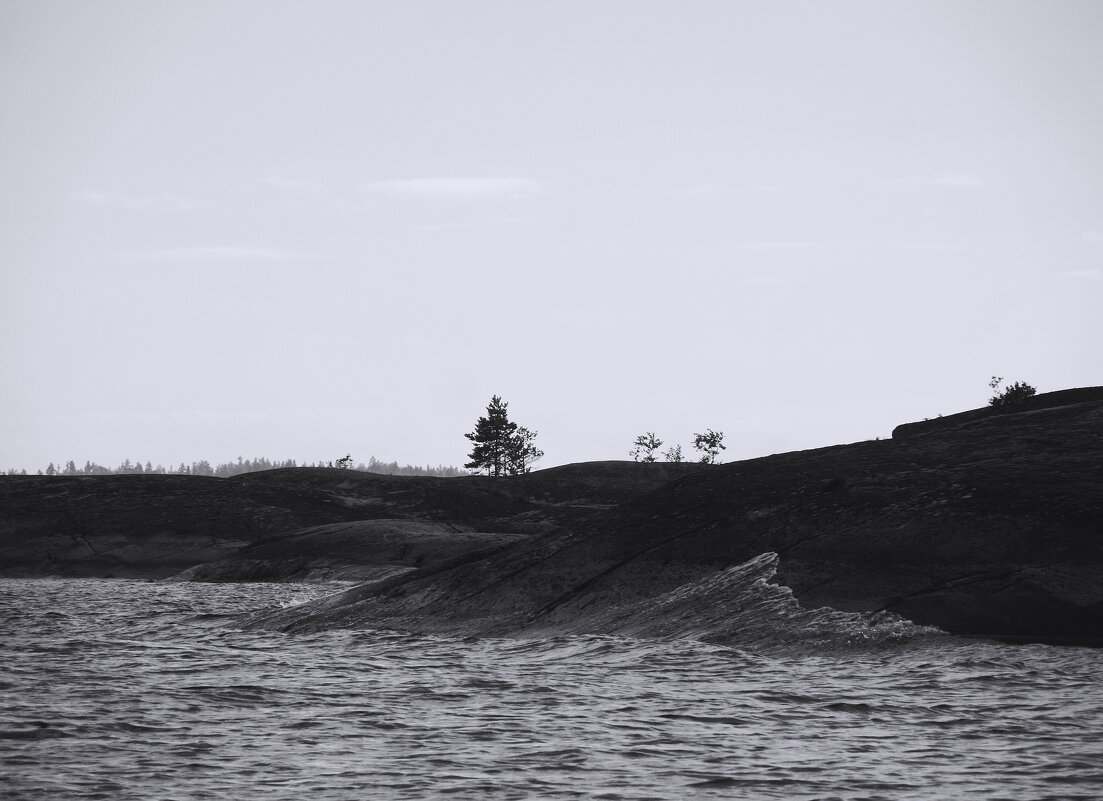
2,578,1102,801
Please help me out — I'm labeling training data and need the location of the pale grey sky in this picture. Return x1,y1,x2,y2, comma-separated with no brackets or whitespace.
2,1,1101,471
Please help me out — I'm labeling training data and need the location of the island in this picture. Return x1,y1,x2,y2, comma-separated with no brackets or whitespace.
3,387,1101,646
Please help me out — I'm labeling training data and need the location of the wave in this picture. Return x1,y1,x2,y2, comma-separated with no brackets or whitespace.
246,552,943,652
562,552,944,652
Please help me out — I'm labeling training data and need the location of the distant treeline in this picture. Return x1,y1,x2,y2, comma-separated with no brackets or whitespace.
5,456,466,478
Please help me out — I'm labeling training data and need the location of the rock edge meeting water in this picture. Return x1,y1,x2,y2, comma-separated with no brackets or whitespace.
3,578,1101,800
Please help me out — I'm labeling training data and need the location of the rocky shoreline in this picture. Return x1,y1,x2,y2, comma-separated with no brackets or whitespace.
3,388,1101,645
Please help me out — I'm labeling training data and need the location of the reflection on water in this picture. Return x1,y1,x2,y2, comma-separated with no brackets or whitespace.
2,578,1101,800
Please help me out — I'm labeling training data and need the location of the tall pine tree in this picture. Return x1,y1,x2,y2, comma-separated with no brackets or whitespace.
465,395,544,476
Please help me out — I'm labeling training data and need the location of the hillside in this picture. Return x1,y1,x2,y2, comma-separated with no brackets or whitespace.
0,461,703,582
3,389,1101,644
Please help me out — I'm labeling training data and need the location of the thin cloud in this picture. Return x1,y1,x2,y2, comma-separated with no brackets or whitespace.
260,174,326,194
1081,231,1103,243
888,242,967,251
1054,268,1101,280
732,242,823,251
885,171,984,190
111,246,319,263
363,177,542,200
70,190,201,211
409,215,539,233
742,275,791,285
680,183,789,197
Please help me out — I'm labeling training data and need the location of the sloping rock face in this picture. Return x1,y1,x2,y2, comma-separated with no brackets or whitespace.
0,463,703,580
3,390,1101,644
0,473,367,579
171,520,527,584
247,390,1103,645
891,386,1103,439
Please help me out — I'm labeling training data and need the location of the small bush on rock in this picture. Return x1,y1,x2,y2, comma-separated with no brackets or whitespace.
988,376,1037,408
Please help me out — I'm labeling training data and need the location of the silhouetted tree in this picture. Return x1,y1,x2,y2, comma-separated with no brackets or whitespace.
466,395,536,476
18,453,462,479
506,426,544,474
631,433,663,462
693,429,726,464
989,376,1037,408
362,457,463,477
663,444,684,463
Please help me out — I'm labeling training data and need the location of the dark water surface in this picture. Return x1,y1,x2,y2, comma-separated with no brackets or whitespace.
2,578,1101,800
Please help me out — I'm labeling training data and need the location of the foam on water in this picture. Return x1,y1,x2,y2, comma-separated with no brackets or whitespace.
2,578,1101,800
246,551,944,654
554,552,945,652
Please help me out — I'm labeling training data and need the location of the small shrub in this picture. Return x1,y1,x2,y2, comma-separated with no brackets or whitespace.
631,433,663,463
988,377,1037,408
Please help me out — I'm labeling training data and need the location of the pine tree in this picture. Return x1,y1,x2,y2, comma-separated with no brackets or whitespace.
465,395,519,476
506,426,544,475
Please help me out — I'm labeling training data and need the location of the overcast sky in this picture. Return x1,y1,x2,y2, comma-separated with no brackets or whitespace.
2,1,1101,472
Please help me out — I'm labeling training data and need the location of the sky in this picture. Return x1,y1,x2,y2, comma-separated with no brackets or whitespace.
2,0,1101,472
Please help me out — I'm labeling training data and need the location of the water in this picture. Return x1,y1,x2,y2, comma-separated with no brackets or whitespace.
2,578,1102,800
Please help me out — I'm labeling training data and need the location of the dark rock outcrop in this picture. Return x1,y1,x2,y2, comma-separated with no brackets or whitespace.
3,389,1101,645
0,473,361,579
244,389,1103,645
0,462,703,581
890,386,1103,439
170,520,527,583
